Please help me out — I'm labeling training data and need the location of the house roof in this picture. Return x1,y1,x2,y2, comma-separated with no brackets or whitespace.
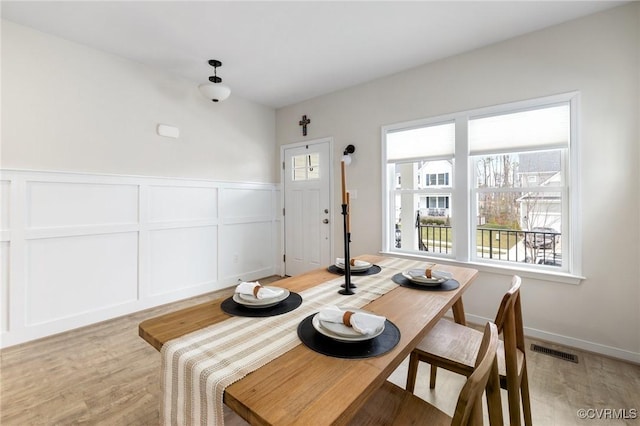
518,151,561,174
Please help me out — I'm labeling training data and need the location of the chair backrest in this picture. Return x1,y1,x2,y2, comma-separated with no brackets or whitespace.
493,275,527,423
451,322,501,426
493,275,525,351
493,276,521,331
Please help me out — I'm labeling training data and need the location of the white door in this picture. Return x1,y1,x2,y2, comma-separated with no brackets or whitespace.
283,139,332,276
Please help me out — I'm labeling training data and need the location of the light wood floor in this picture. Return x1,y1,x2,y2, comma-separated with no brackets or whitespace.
2,277,639,425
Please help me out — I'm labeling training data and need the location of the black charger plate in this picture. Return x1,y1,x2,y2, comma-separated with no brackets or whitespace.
297,314,400,359
391,273,459,291
221,292,302,317
327,264,382,276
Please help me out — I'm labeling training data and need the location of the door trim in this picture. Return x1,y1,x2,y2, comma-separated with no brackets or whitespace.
280,137,334,276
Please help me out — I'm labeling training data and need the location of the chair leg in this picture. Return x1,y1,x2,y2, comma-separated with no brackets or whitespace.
506,379,522,426
429,364,438,389
520,366,533,426
470,396,484,426
406,352,419,393
486,360,504,426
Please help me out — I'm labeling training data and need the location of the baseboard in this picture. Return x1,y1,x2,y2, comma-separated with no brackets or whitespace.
222,266,278,286
465,313,640,365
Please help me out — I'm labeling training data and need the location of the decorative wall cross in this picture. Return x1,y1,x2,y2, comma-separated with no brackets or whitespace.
299,115,311,136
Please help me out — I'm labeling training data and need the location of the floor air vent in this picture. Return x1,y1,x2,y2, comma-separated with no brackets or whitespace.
530,344,579,363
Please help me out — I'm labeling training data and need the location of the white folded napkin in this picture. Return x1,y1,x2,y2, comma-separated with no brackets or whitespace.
432,270,453,280
408,269,453,280
335,258,369,267
235,281,284,299
318,305,386,335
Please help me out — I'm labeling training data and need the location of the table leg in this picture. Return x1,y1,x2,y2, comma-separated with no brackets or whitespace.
452,298,467,325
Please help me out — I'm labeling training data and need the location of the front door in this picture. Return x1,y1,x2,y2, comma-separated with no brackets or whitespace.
283,139,332,276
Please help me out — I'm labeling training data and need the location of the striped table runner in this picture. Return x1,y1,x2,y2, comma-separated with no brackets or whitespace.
161,257,422,426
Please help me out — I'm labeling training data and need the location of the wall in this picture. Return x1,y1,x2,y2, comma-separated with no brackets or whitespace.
1,20,277,182
276,4,640,362
0,21,280,346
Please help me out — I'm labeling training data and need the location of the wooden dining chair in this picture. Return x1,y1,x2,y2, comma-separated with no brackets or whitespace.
349,322,502,426
405,275,532,426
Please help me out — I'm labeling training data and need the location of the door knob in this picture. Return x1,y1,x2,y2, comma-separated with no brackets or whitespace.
323,219,329,224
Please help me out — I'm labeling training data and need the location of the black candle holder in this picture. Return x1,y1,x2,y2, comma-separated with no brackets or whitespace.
338,203,355,295
339,232,358,290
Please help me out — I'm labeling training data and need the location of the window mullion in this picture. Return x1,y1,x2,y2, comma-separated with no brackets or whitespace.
453,116,470,262
567,94,581,276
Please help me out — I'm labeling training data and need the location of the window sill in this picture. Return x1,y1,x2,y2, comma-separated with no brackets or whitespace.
379,250,585,285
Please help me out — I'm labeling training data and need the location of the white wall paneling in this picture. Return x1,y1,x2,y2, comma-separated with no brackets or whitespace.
1,242,9,333
148,226,218,297
26,232,139,326
1,180,10,231
219,187,279,283
0,169,279,347
26,181,139,229
1,180,12,335
220,222,275,282
148,185,218,224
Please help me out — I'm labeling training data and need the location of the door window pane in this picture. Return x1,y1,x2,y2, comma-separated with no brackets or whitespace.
292,152,320,181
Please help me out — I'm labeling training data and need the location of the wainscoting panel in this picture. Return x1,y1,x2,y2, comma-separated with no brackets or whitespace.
1,242,9,333
25,233,138,326
26,181,138,229
219,222,275,282
0,169,280,347
1,180,10,231
148,185,217,224
222,187,273,221
1,179,11,335
148,226,218,297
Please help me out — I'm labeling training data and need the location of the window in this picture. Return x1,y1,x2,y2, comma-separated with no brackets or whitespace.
292,152,320,181
386,122,454,251
383,93,579,276
426,172,449,186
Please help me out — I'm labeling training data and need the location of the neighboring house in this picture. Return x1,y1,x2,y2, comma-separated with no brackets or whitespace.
392,160,451,232
517,151,563,232
417,160,452,218
517,150,561,188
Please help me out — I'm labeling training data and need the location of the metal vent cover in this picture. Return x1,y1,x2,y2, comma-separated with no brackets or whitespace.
530,343,579,363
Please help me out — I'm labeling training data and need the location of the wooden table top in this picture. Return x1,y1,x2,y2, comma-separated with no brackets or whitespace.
139,254,478,425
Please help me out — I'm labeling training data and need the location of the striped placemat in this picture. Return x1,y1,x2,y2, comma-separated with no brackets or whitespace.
161,257,422,425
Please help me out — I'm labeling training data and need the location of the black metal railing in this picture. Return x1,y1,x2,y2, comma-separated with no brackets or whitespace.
418,224,452,253
425,208,448,217
415,222,561,266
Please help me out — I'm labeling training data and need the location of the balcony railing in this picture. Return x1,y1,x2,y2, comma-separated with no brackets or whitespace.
425,208,448,217
418,224,452,253
415,223,561,266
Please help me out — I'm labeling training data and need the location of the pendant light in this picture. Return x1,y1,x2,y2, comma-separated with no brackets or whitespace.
198,59,231,102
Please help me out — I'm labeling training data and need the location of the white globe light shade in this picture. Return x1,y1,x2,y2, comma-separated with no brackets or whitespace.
198,83,231,102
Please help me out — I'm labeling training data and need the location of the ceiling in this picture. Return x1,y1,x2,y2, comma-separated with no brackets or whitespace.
1,1,627,108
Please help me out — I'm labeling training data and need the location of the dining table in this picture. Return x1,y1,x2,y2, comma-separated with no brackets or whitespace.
139,254,478,425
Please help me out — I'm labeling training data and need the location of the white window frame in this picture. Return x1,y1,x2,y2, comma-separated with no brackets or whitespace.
383,117,457,257
381,92,583,284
